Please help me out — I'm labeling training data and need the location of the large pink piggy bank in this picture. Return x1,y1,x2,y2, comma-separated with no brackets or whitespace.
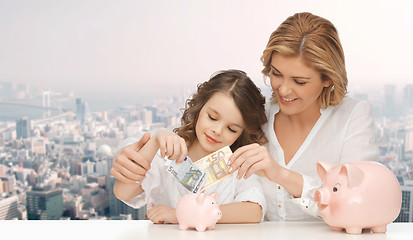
175,192,222,232
314,161,402,234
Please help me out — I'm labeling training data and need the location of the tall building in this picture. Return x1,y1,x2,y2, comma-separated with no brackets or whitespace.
383,84,397,119
108,177,146,220
0,195,19,220
0,176,15,194
140,108,153,126
405,125,413,153
76,98,89,124
144,106,160,123
16,117,31,139
26,186,63,220
403,84,413,114
395,184,413,222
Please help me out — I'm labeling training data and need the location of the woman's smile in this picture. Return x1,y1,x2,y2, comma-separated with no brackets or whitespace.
279,94,298,104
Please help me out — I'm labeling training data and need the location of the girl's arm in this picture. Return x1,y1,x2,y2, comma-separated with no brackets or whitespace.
146,201,262,224
218,201,263,223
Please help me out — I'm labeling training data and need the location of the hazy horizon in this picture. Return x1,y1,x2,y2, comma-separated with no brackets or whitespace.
1,0,413,108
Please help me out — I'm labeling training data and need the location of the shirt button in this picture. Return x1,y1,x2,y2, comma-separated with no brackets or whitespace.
278,204,282,208
277,186,281,190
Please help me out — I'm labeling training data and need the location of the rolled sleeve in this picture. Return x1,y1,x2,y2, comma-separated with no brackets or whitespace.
234,175,267,221
290,174,322,219
122,154,164,209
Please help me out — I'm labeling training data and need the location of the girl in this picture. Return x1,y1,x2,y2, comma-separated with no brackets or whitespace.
111,69,268,224
227,12,380,221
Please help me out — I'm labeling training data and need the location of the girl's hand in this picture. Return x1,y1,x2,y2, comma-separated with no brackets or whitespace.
154,129,187,163
228,143,280,181
111,133,151,184
147,205,178,224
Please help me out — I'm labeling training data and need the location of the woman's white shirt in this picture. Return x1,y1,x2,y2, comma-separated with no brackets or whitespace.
262,97,379,221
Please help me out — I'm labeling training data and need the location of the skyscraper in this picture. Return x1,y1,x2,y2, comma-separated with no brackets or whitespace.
16,117,31,139
403,84,413,114
383,84,397,119
405,124,413,153
108,176,146,220
26,186,63,220
395,184,413,222
76,98,89,124
0,195,19,220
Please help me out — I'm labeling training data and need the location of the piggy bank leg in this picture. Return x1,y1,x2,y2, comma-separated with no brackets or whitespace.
195,225,207,232
345,228,363,234
178,224,189,231
207,225,215,230
371,226,387,233
330,226,343,232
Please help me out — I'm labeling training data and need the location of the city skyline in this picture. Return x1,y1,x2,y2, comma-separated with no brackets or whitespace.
2,0,413,222
1,0,413,108
1,76,413,221
1,79,412,118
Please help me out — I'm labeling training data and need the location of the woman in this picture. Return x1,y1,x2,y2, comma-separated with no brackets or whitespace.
227,12,379,221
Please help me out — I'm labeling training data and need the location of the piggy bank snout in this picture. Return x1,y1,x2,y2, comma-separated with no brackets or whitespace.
213,208,222,220
314,188,328,205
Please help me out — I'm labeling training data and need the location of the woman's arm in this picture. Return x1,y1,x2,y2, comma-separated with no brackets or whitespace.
218,201,263,223
228,143,304,198
112,136,161,200
112,129,188,201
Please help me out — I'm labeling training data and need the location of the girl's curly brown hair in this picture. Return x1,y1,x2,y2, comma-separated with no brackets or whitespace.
174,69,268,152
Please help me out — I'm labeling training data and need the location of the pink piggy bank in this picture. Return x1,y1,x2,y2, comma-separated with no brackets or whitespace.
175,192,222,232
314,161,402,234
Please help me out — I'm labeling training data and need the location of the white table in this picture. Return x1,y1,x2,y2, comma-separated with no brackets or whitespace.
0,220,411,240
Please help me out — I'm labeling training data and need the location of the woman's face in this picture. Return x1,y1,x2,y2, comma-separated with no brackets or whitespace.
269,54,331,116
194,92,245,155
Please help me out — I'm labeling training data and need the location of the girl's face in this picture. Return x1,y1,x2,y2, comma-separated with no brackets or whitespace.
193,92,245,155
270,54,331,116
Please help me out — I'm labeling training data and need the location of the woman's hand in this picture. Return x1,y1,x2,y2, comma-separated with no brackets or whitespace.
111,133,152,184
154,129,187,163
147,205,178,224
228,143,280,182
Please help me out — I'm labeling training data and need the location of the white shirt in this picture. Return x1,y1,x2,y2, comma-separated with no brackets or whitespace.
120,147,266,218
262,97,379,221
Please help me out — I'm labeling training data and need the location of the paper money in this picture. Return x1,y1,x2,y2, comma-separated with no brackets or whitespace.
194,146,233,191
166,156,207,193
166,146,233,193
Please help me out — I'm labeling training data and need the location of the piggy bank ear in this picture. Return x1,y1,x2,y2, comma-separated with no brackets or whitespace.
210,192,218,201
340,164,364,188
196,193,206,205
316,161,333,180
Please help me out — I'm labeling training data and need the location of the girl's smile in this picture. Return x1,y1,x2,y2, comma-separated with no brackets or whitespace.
205,133,219,144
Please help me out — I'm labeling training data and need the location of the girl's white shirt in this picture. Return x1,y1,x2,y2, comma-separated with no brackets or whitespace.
117,138,266,220
262,97,379,221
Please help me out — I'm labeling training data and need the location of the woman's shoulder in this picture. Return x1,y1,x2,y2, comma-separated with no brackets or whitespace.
330,97,372,117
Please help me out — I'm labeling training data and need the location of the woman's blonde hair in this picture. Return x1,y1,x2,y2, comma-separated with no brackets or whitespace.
261,12,347,108
174,70,268,152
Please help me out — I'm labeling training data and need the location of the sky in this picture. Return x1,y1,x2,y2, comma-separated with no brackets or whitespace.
1,0,412,108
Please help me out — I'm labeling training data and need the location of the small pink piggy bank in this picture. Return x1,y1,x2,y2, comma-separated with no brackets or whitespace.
175,192,222,232
314,161,402,234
